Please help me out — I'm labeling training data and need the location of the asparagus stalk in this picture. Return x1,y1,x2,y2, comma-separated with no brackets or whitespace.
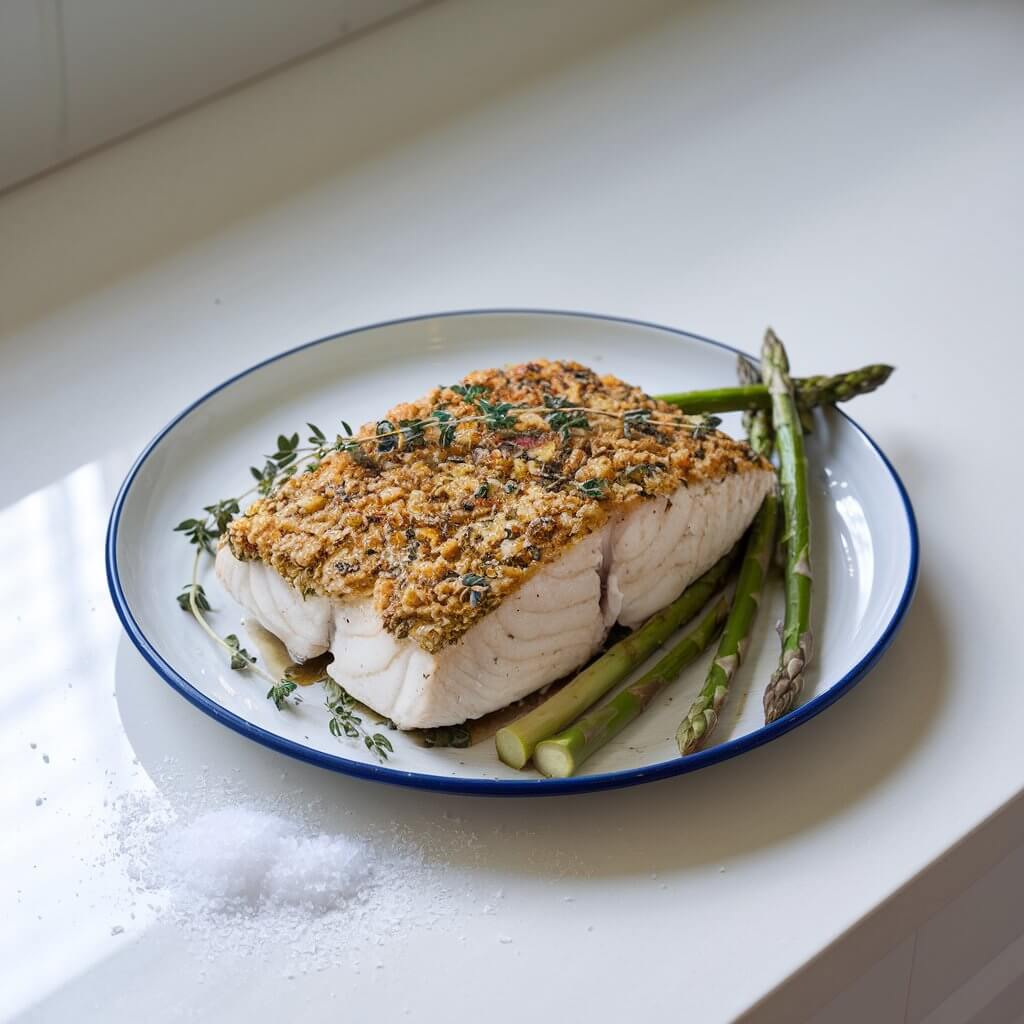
674,350,778,756
760,329,813,723
534,592,731,778
676,493,778,754
495,551,736,769
676,355,781,753
655,364,893,415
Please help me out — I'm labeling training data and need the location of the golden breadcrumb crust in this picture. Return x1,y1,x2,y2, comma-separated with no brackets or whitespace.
227,360,768,652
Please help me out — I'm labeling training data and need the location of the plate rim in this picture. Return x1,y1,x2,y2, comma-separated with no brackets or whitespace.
106,308,919,796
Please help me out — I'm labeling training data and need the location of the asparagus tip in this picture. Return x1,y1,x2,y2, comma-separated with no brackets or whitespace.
763,636,810,723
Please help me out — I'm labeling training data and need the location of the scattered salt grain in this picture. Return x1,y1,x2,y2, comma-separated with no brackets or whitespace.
42,754,50,764
34,797,43,807
110,925,124,936
29,742,37,749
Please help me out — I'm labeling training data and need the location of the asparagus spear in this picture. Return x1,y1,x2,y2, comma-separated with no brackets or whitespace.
760,329,813,723
655,364,893,415
495,551,736,770
676,493,778,754
674,354,779,754
534,592,731,778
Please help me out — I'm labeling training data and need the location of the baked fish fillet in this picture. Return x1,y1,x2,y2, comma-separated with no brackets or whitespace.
217,360,774,729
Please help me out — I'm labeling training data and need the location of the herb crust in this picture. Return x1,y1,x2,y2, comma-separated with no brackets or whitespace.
227,360,768,652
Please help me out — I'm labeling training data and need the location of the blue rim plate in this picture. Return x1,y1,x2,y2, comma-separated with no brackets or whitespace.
106,310,918,795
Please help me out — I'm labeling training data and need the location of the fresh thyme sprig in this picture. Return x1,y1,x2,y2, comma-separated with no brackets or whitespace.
174,391,719,556
183,550,265,675
324,679,394,760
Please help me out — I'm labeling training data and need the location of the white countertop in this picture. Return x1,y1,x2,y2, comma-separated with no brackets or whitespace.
2,1,1022,1020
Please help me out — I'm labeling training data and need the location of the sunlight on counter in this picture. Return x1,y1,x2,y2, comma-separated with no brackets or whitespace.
0,456,166,1021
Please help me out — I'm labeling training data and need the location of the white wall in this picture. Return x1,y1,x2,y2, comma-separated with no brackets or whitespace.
0,0,426,192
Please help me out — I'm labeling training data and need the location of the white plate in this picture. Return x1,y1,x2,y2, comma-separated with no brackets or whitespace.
107,310,918,795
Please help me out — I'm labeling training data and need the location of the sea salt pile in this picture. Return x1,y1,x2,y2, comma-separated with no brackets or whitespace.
108,779,457,975
155,807,374,913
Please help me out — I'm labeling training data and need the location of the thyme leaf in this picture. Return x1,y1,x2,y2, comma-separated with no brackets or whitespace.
431,409,456,447
176,582,211,612
622,408,659,440
376,419,398,453
224,633,256,671
576,478,608,500
691,415,722,440
542,394,590,441
460,572,490,607
449,383,490,402
365,733,394,758
173,517,219,553
398,418,428,450
267,679,298,709
474,398,521,431
203,498,240,534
